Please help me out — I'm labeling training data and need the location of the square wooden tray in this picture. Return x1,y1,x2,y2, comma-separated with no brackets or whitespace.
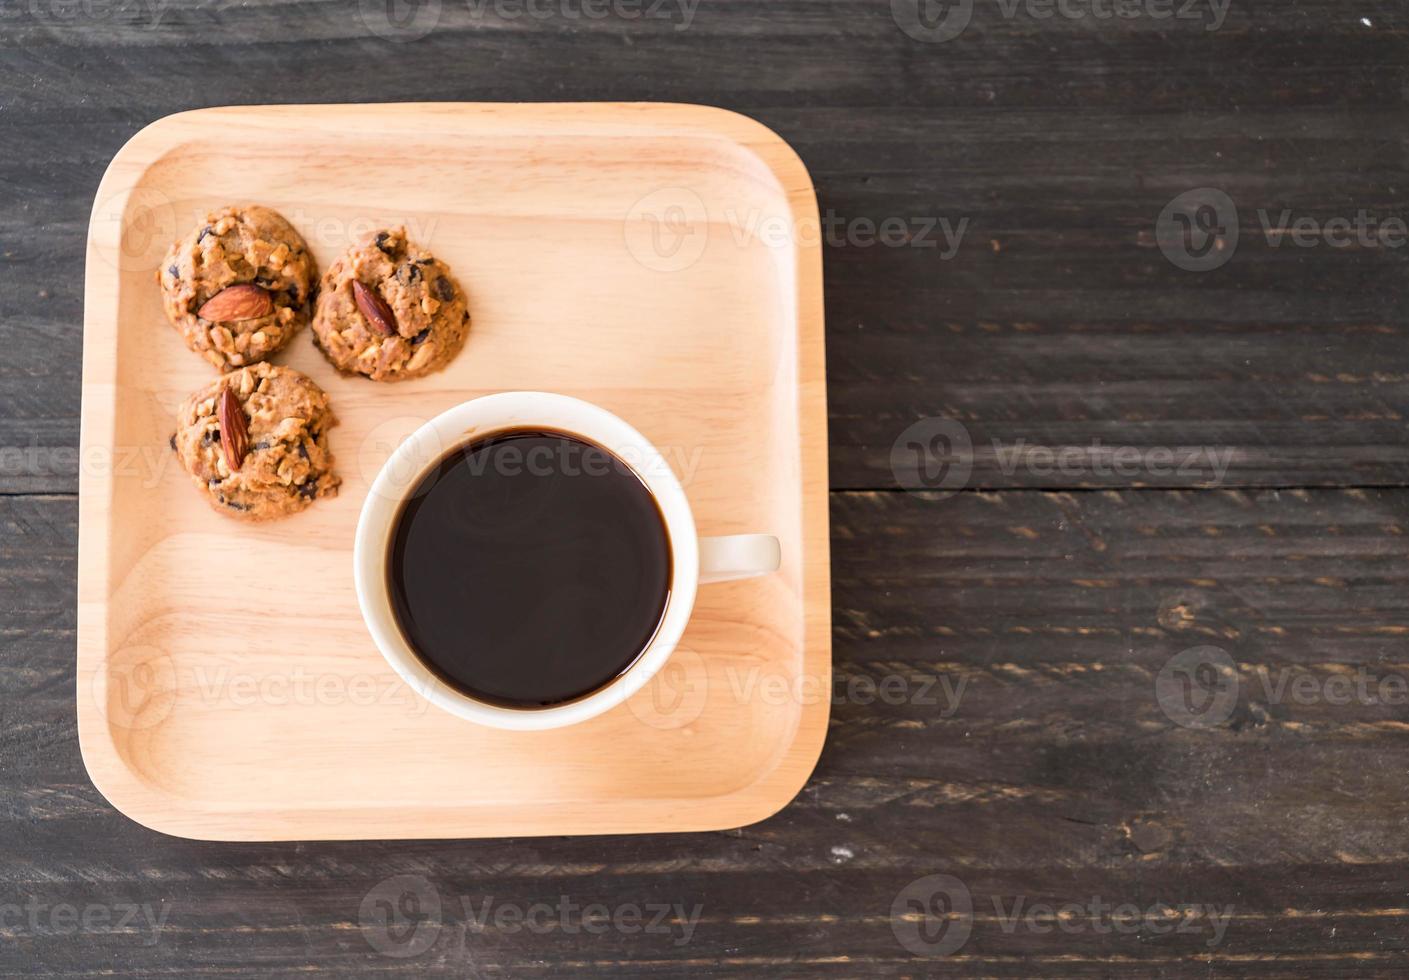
76,102,829,841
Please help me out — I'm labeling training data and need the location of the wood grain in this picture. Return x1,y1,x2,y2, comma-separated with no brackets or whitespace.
10,491,1409,975
4,2,1408,492
5,0,1409,975
76,102,829,840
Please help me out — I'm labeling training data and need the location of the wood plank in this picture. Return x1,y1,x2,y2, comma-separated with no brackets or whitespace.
7,490,1409,975
2,4,1408,492
6,1,1409,975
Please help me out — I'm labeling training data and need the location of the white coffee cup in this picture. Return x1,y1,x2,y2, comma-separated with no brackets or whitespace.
353,391,781,730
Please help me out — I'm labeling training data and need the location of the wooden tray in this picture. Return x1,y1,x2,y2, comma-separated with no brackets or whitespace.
76,103,829,841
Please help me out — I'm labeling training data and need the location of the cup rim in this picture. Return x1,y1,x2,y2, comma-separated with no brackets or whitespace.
353,391,700,731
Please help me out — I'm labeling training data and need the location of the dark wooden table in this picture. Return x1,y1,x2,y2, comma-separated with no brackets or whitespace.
5,1,1408,975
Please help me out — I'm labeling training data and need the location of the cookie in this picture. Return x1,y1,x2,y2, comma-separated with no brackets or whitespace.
159,205,316,371
171,363,340,521
310,228,470,382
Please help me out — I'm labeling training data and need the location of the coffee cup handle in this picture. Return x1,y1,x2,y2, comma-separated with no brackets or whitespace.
698,534,781,584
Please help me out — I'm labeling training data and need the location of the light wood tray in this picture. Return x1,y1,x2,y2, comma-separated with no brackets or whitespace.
77,103,829,841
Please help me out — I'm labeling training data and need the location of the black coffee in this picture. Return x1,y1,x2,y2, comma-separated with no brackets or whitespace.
387,428,672,708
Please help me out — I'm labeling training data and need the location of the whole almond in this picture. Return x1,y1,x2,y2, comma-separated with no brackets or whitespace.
217,387,250,472
199,284,273,322
352,280,398,337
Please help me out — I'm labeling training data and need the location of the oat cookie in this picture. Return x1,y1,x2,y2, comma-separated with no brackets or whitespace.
310,228,470,382
171,363,340,521
159,205,315,371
